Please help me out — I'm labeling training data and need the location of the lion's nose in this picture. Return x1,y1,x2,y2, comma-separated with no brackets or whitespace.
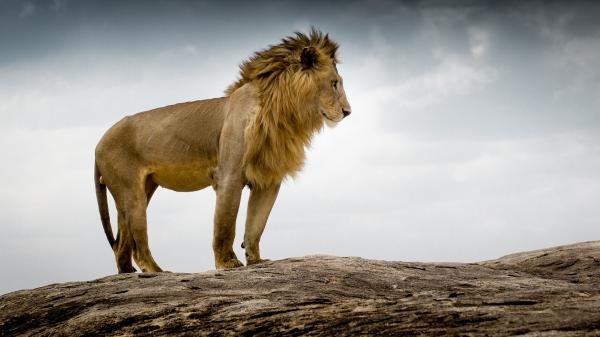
342,109,351,118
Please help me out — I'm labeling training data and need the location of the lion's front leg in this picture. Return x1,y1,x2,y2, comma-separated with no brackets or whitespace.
243,183,280,265
213,176,245,269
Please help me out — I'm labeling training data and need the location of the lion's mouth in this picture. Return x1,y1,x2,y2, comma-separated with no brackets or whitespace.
321,111,342,123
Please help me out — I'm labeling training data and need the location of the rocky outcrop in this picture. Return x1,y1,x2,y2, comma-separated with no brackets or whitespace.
1,241,599,336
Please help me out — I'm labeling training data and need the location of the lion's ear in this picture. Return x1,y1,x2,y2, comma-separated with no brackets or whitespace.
300,46,318,69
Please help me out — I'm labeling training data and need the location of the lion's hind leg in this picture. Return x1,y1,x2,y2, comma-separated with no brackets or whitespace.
131,177,162,272
128,204,163,273
114,208,136,273
112,175,163,273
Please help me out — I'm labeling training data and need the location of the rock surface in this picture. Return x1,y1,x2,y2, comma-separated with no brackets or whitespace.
1,241,599,336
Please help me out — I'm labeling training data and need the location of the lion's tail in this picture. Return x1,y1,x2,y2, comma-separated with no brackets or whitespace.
95,162,116,249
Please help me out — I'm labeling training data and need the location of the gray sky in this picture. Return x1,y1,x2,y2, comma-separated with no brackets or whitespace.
1,0,599,294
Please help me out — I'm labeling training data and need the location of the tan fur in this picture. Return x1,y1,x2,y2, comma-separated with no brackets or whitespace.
95,29,351,273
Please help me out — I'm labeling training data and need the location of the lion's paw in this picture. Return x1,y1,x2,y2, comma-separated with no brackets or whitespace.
216,258,244,269
247,258,271,266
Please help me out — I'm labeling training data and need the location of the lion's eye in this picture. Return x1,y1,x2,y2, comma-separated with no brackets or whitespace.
332,80,338,88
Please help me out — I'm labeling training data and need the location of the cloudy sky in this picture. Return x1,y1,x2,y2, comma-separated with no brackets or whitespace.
1,0,599,294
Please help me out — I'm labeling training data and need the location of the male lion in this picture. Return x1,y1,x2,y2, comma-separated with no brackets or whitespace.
95,29,351,273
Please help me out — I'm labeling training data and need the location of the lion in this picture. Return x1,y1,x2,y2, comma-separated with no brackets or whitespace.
94,29,351,273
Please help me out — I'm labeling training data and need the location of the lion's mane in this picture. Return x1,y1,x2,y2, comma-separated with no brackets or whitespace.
226,28,339,188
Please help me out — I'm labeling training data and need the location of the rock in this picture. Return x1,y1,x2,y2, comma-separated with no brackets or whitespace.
1,241,599,336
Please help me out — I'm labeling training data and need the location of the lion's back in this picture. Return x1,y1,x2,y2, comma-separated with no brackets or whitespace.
96,97,228,170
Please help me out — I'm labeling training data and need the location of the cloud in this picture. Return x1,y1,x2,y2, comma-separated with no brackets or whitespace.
18,2,35,18
503,1,600,110
52,0,66,11
349,42,496,137
381,56,495,111
468,27,489,58
0,45,242,130
273,116,600,263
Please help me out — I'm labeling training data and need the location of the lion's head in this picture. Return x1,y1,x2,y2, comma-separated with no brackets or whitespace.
302,47,352,126
226,28,351,126
297,43,352,126
226,29,351,187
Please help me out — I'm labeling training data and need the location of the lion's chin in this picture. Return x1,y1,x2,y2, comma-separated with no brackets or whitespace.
323,117,339,128
321,113,341,128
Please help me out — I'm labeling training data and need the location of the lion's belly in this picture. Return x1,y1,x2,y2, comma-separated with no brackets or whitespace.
151,164,214,192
